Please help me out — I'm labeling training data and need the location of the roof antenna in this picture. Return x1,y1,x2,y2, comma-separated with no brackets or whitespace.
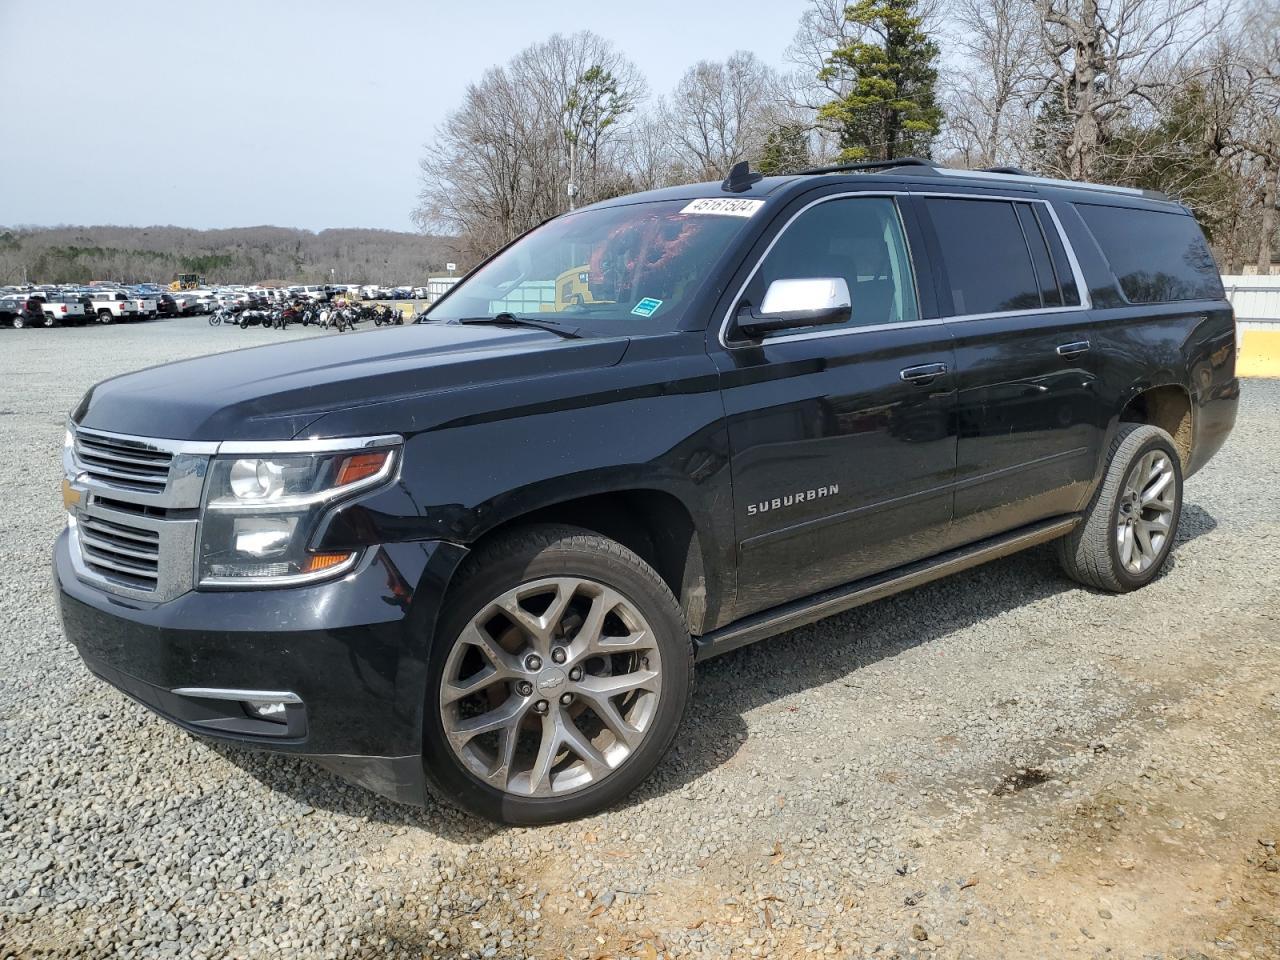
722,160,763,193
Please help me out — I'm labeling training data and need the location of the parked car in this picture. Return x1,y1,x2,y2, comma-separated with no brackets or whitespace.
0,295,45,328
156,293,179,316
55,159,1238,825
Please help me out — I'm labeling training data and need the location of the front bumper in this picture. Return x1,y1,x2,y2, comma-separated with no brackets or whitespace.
55,530,468,806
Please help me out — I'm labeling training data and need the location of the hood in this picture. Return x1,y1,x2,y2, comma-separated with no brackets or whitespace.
73,323,630,441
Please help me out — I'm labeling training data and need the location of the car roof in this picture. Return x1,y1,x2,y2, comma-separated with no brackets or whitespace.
583,160,1185,216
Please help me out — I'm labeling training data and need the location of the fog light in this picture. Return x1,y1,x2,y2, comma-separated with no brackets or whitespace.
244,699,289,723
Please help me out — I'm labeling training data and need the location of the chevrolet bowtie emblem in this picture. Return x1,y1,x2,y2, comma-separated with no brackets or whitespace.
61,479,82,512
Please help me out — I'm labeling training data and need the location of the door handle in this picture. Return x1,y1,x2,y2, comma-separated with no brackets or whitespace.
1056,340,1091,359
899,362,948,384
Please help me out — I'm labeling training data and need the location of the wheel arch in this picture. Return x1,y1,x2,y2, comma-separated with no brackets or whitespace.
1116,381,1194,469
449,487,713,636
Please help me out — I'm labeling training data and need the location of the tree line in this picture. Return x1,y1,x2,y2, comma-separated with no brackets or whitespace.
0,225,453,286
415,0,1279,273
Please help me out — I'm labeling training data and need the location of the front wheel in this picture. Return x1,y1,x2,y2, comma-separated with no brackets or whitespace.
424,525,693,825
1057,423,1183,592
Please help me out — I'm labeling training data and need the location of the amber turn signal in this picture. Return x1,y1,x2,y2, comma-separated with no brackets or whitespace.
336,452,388,487
301,552,355,574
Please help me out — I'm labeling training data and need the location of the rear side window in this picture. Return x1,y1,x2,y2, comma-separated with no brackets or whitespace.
1014,203,1062,307
925,198,1042,315
1033,205,1081,306
1076,203,1222,303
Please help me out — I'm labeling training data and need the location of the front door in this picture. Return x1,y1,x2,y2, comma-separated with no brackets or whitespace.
712,194,959,620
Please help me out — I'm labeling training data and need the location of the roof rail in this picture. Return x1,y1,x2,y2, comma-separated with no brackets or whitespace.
796,157,938,176
931,167,1170,201
794,156,1173,202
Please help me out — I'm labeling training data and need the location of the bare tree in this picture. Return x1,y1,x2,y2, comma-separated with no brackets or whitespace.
415,32,645,258
940,0,1039,167
666,52,781,180
1034,0,1229,180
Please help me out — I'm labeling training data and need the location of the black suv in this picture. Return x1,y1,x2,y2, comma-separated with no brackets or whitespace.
55,160,1238,824
1,295,46,329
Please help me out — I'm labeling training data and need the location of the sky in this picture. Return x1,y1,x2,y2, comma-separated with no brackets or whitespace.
0,0,807,233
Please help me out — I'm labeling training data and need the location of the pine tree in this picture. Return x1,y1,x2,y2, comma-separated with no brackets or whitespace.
817,0,943,162
756,123,812,175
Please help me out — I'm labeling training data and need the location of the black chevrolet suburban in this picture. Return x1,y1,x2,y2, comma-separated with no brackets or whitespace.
56,159,1239,824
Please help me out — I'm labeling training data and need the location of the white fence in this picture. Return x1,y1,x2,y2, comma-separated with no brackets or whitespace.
424,277,460,303
1222,275,1280,329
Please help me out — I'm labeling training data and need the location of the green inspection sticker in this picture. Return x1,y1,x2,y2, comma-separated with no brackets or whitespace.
631,298,663,317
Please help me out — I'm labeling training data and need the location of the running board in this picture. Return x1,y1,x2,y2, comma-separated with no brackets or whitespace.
694,515,1080,661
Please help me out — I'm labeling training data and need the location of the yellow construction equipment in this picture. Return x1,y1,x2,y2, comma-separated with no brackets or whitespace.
169,273,204,291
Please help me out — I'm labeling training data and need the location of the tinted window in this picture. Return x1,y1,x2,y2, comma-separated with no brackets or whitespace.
1015,203,1062,307
1076,203,1223,303
1034,205,1081,306
926,198,1041,314
742,197,918,333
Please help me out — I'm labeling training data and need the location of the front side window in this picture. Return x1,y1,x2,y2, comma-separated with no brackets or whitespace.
428,199,756,334
739,196,919,334
926,198,1042,315
1076,203,1223,303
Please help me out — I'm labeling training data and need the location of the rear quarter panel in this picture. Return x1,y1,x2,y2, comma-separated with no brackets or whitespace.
1053,196,1238,484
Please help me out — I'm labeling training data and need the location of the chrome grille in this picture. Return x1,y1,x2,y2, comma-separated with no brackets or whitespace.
75,514,160,589
74,430,173,491
65,425,213,602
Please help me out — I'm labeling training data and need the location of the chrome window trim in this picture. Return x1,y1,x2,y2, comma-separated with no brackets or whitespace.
918,191,1092,315
717,190,1091,350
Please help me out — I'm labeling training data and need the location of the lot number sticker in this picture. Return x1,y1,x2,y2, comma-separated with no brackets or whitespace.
631,298,664,317
680,198,765,217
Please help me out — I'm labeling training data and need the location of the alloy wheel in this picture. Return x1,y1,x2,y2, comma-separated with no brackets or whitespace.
1115,448,1177,574
440,576,663,798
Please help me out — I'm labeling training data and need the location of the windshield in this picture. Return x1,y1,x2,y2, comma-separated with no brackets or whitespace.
427,199,759,333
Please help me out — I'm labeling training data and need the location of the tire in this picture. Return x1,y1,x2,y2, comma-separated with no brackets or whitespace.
97,310,113,325
12,315,26,329
423,524,693,825
1056,423,1183,592
42,313,56,328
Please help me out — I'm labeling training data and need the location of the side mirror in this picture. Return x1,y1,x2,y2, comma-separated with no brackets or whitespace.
736,277,851,338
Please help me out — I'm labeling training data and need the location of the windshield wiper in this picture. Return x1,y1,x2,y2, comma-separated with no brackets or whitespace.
455,312,582,339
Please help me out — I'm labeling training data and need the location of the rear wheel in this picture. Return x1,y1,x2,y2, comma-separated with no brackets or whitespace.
1056,423,1183,592
42,313,56,328
12,314,27,329
424,524,693,824
97,310,113,325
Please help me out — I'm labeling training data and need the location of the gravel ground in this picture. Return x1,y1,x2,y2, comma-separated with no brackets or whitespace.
1,317,1277,960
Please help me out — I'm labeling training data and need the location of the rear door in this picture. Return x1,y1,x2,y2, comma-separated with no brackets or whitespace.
710,190,959,619
917,192,1106,543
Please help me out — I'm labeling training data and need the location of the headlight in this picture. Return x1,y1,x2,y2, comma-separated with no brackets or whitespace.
197,439,399,587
